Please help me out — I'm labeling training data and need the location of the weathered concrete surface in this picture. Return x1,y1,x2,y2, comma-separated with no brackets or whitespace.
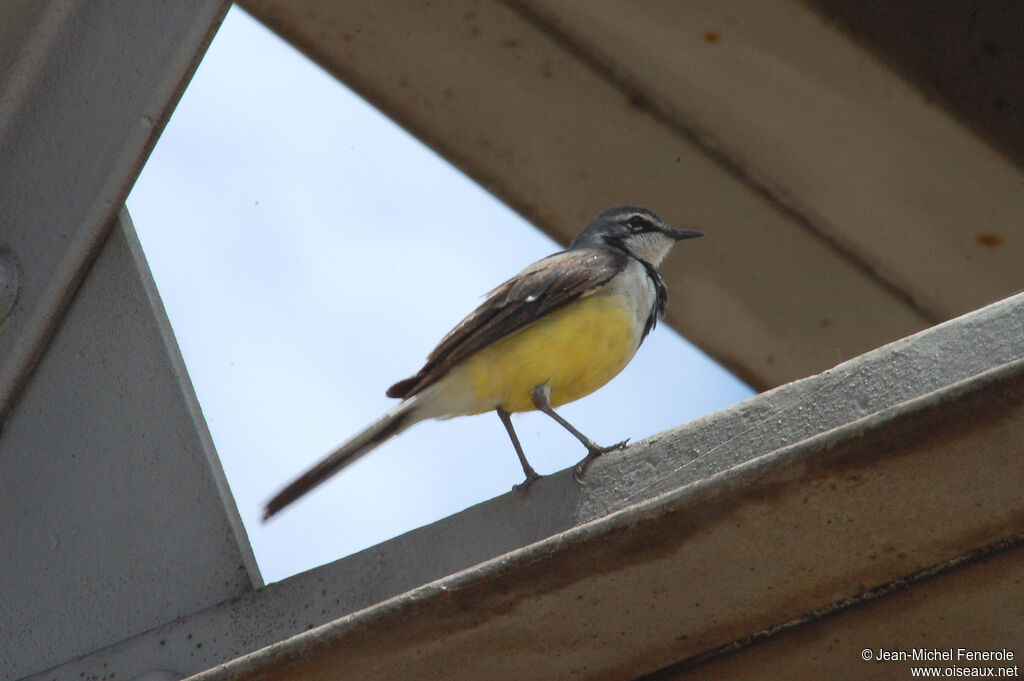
0,0,230,426
184,346,1024,680
8,2,1024,679
651,540,1024,680
0,3,265,679
34,292,1017,681
239,0,1024,389
3,214,259,681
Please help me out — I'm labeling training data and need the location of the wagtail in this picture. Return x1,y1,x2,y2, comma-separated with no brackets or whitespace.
264,206,702,519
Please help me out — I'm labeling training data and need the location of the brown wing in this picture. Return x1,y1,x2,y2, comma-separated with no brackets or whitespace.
387,247,628,399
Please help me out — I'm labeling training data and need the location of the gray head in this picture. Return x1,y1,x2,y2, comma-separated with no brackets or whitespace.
569,205,703,266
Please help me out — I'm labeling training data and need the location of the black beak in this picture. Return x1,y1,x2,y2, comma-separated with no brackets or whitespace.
665,228,704,240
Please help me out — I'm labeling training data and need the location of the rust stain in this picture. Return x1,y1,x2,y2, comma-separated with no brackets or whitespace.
976,233,1004,248
704,30,721,44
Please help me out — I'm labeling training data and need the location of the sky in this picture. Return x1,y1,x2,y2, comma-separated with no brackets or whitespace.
127,6,753,584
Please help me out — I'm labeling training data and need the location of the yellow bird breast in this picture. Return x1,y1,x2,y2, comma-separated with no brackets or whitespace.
452,293,642,414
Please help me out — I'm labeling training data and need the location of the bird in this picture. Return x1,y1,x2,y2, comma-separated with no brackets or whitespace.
263,206,702,519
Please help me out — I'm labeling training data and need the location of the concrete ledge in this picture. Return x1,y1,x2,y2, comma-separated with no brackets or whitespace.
190,354,1024,680
238,0,1024,389
659,539,1024,680
34,292,1023,679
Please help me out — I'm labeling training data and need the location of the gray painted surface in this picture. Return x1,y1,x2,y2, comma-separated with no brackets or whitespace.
0,0,229,425
0,3,263,677
0,248,20,325
2,215,258,681
659,542,1024,679
189,302,1024,680
29,292,1024,680
806,0,1024,169
240,0,1024,390
4,2,1024,679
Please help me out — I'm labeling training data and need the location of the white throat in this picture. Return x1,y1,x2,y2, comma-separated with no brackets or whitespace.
622,232,676,266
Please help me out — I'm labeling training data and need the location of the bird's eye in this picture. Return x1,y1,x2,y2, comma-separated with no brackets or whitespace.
626,216,648,233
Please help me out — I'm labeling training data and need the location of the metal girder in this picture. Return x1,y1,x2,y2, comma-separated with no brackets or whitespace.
0,3,257,679
0,0,227,425
7,2,1024,678
184,295,1024,681
238,0,1024,389
36,293,1023,680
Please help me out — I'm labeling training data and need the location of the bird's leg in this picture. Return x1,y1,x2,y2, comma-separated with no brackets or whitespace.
497,408,541,489
529,384,629,483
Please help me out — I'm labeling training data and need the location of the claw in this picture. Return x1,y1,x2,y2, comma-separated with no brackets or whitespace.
514,469,542,492
573,438,630,483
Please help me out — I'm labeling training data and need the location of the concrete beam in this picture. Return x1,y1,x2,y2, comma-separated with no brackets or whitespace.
4,213,260,681
238,0,1024,389
0,0,229,426
35,292,1024,680
187,351,1024,680
0,4,262,677
656,540,1024,680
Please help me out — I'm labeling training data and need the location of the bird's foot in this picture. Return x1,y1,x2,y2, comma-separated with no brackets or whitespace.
514,468,542,492
573,439,630,483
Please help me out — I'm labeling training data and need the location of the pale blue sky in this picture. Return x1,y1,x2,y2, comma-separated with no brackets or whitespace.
127,6,753,584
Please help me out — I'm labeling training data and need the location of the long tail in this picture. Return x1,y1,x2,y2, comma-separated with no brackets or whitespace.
263,397,422,520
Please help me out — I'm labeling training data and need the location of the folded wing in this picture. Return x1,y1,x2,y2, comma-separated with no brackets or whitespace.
387,248,628,399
